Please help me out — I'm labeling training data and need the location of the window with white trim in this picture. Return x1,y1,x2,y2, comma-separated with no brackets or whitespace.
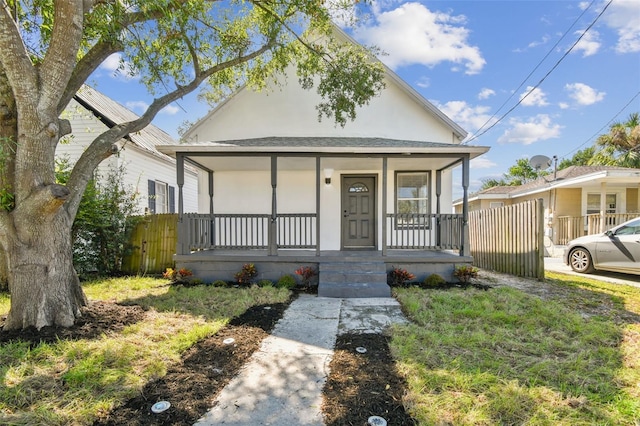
586,193,616,215
395,171,429,227
489,202,504,209
148,180,175,214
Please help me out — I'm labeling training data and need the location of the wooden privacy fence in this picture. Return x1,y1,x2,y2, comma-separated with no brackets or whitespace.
468,199,544,279
122,214,178,275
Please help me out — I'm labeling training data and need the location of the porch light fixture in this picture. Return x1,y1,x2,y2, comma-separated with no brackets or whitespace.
324,168,334,185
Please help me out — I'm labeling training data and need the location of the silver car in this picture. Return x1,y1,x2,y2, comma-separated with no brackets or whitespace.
564,217,640,276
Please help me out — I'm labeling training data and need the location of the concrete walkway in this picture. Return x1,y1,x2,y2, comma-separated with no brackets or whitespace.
194,295,407,425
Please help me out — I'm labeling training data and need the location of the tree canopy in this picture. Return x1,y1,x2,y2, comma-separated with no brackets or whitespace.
589,113,640,168
0,0,385,330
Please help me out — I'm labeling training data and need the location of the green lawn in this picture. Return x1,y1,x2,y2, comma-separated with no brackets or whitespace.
392,272,640,425
0,277,290,425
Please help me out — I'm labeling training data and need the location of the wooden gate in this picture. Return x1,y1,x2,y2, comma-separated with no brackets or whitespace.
468,199,544,279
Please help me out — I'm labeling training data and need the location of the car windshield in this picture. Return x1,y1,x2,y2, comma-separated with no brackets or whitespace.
614,219,640,236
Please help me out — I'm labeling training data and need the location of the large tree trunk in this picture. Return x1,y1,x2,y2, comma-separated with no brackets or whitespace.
2,191,87,331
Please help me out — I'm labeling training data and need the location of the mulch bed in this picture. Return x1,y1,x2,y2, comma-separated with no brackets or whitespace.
323,333,416,426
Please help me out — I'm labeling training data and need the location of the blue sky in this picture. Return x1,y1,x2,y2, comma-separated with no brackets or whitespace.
90,0,640,193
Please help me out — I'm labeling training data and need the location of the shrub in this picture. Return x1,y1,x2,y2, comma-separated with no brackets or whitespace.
423,273,446,288
276,274,297,289
454,265,479,283
163,267,193,282
211,280,228,287
234,263,257,285
387,266,415,287
56,158,143,277
294,266,317,287
257,279,274,287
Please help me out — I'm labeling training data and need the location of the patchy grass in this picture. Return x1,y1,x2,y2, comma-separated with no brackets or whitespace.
393,274,640,426
0,277,290,425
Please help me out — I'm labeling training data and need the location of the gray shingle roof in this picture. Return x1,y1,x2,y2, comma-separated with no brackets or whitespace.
191,137,461,149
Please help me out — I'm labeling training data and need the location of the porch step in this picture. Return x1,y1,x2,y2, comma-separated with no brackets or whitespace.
318,262,390,298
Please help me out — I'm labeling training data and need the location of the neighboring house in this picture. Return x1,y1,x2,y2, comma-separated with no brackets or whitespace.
58,85,199,215
453,166,640,255
157,29,490,297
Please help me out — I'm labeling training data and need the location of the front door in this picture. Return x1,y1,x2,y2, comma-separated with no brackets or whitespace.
342,175,376,249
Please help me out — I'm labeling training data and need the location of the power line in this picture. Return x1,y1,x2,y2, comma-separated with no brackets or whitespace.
558,91,640,160
464,0,613,145
465,0,595,143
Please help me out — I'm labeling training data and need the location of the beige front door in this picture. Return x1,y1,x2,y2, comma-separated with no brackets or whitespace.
341,175,376,249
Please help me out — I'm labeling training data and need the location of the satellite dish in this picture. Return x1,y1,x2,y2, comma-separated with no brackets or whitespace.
529,155,552,171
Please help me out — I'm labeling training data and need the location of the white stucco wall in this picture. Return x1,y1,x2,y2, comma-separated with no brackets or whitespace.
202,162,450,250
184,71,458,144
58,99,198,214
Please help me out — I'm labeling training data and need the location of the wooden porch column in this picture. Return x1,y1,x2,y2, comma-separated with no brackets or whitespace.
269,156,278,256
461,154,470,257
208,171,214,215
436,169,442,247
176,154,188,255
382,157,388,256
316,156,321,256
599,182,607,233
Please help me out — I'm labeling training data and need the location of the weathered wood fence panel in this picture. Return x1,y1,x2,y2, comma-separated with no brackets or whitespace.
122,214,178,275
468,199,544,279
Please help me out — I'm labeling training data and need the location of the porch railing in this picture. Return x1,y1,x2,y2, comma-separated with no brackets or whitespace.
183,212,463,253
555,213,639,245
386,213,463,250
183,213,316,251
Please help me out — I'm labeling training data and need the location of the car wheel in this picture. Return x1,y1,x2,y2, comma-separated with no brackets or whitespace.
569,247,595,273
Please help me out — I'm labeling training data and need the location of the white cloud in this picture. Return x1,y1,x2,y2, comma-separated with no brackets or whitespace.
355,2,485,74
478,88,495,100
558,102,570,109
497,114,562,145
602,0,640,53
435,100,496,135
415,76,430,88
519,86,549,107
471,157,497,169
125,100,149,113
160,104,180,115
572,29,600,56
99,53,138,81
564,82,605,105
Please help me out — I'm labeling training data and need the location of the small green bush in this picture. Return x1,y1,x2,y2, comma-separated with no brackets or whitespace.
423,273,446,288
257,279,274,287
211,280,228,287
276,274,297,289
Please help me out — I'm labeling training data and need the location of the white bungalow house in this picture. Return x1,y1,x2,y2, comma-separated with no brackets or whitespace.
453,165,640,256
58,85,199,214
158,34,490,297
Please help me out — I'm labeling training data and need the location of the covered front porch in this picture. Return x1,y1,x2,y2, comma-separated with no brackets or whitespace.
159,138,489,295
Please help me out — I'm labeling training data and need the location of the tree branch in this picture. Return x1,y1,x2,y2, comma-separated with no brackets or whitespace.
0,2,38,104
40,1,85,114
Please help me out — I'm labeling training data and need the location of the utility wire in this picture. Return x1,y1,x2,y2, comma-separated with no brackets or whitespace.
466,0,595,143
464,0,613,145
558,90,640,161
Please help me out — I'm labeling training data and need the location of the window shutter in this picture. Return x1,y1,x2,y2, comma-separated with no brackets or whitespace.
148,180,156,214
169,186,175,213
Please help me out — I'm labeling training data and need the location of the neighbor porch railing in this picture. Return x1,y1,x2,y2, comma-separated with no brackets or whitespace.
183,213,316,251
385,213,463,250
555,213,639,245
